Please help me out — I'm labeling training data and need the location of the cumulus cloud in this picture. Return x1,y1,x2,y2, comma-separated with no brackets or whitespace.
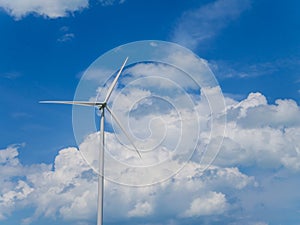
0,143,255,224
0,0,126,19
0,144,50,221
180,192,227,217
0,0,89,19
172,0,251,50
2,89,300,224
124,62,199,90
128,201,153,217
0,144,20,164
212,92,300,171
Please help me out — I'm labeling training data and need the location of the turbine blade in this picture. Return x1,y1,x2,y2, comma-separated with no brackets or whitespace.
104,57,128,103
39,101,104,107
106,106,142,159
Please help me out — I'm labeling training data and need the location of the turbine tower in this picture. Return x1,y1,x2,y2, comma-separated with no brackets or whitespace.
40,57,141,225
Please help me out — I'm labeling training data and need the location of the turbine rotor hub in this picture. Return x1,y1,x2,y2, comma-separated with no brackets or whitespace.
99,102,107,110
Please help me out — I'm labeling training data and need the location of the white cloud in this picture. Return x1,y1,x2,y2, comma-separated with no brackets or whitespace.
0,144,49,221
172,0,251,50
57,33,75,42
56,26,76,42
73,61,300,223
0,0,126,19
2,90,300,224
210,58,300,79
210,60,279,78
99,0,126,6
251,223,268,225
0,72,22,80
210,93,300,171
0,180,33,220
0,144,20,164
124,62,199,90
128,201,153,217
0,143,255,224
180,191,227,217
0,0,89,19
228,92,267,118
81,68,115,83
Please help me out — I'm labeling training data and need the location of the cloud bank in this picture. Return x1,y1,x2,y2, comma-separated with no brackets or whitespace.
1,91,300,224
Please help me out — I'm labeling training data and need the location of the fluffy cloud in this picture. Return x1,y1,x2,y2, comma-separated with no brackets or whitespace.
124,63,199,90
213,92,300,171
0,0,125,19
2,91,300,224
0,0,89,19
172,0,251,50
128,201,153,217
0,144,20,164
180,192,227,217
0,144,50,221
0,144,254,224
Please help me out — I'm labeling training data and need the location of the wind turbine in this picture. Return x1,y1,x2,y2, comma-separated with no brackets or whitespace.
40,57,141,225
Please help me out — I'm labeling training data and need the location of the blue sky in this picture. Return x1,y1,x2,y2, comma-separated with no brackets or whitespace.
1,0,300,225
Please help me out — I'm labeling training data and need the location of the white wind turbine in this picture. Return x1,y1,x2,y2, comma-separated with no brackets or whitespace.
40,57,141,225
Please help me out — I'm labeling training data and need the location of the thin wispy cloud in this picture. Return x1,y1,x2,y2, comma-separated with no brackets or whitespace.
99,0,126,6
57,33,75,42
210,57,300,79
0,72,21,80
210,60,279,78
57,26,75,42
172,0,251,50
